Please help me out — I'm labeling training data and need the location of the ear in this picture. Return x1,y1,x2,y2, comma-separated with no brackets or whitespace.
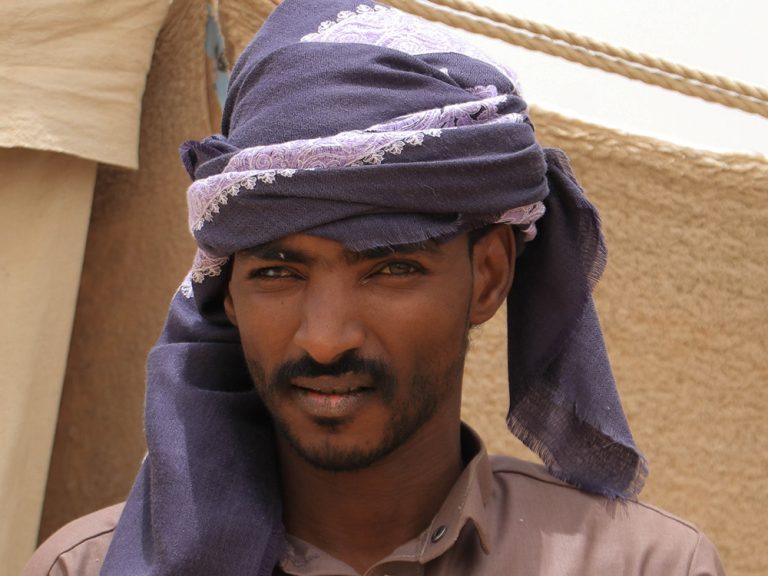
223,286,239,327
469,225,515,326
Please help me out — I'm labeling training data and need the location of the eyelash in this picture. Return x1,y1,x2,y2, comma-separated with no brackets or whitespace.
370,261,425,277
247,266,302,280
246,260,426,282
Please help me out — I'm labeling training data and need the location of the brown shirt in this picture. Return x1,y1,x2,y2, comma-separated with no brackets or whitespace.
24,431,724,576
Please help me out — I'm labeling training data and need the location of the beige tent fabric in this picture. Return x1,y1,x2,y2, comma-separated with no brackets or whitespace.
31,2,767,576
463,110,768,576
38,0,212,542
0,2,170,573
0,148,96,576
0,0,170,169
0,2,169,573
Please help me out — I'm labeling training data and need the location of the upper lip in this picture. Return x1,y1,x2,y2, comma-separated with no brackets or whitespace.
291,375,373,395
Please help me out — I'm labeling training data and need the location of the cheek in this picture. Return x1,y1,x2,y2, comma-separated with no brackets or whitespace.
234,297,300,372
364,284,471,369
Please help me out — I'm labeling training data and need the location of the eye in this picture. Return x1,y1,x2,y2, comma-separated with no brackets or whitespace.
372,261,425,277
247,266,302,280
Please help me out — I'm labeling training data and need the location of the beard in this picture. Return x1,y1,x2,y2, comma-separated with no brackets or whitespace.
245,348,466,472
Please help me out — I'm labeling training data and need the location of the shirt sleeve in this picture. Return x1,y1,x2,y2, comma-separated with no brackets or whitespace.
21,504,123,576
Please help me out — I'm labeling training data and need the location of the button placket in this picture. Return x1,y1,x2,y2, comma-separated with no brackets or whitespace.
370,561,424,576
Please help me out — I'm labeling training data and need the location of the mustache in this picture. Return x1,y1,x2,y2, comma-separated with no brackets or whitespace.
275,351,389,380
270,351,396,399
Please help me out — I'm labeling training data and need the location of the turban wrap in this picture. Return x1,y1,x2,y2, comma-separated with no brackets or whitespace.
103,1,648,574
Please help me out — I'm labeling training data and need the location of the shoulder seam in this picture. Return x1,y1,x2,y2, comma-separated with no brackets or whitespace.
42,526,117,575
492,461,703,535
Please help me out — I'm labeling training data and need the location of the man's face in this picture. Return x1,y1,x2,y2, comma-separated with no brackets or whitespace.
224,232,502,472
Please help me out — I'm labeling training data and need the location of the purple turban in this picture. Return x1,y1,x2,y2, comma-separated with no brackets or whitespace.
103,1,647,574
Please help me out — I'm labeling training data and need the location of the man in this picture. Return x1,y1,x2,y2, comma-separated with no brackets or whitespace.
25,0,724,574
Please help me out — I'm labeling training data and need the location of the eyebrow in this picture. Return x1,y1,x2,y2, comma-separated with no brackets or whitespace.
344,240,441,264
239,243,314,265
239,239,441,265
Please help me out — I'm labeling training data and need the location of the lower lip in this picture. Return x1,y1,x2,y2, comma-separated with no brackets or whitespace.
291,387,374,419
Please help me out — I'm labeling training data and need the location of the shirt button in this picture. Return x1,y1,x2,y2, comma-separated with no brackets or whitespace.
431,525,447,543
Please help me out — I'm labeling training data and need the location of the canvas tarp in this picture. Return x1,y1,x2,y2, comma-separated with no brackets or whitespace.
0,1,170,573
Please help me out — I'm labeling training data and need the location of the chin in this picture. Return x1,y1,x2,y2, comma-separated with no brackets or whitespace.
276,412,428,472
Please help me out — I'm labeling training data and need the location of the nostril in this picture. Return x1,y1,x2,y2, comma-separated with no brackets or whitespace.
294,318,365,366
294,283,366,363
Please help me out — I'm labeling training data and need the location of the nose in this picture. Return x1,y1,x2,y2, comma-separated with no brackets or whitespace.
293,277,366,365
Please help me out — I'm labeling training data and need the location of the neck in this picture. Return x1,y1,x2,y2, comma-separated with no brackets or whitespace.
278,417,463,574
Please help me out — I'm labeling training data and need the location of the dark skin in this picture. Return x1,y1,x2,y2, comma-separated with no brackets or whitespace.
224,225,515,573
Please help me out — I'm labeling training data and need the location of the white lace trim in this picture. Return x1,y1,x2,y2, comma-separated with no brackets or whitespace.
188,130,441,233
189,169,297,232
180,249,231,297
366,94,522,132
356,128,441,164
309,4,388,37
495,201,547,241
300,3,520,91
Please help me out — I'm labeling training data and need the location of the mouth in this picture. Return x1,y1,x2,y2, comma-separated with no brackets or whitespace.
294,385,372,396
291,375,374,396
289,376,376,419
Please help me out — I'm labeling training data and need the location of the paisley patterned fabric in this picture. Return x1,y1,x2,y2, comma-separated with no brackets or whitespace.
183,88,535,288
300,3,521,87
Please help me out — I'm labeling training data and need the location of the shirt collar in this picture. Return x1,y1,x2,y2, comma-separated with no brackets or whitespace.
279,423,494,575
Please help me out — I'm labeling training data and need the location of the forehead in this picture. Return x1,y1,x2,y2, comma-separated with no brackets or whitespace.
236,233,456,264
